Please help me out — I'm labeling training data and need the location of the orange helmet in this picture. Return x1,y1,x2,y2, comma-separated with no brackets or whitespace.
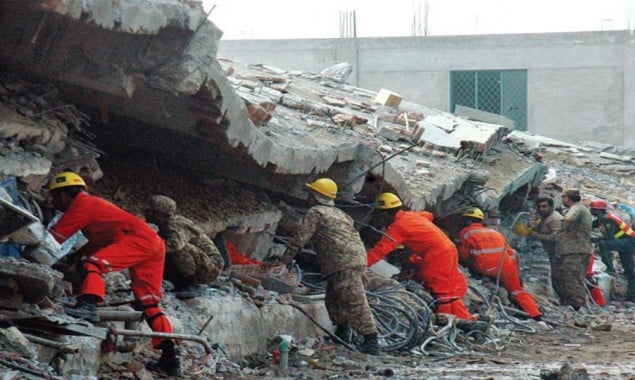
590,199,608,210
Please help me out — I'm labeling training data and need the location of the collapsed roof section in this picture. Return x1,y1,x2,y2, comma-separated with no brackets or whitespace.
203,58,549,210
0,0,547,211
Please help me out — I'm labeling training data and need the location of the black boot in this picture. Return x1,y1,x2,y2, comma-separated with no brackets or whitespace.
358,333,380,355
456,320,488,333
148,341,181,376
600,250,616,274
64,296,100,323
334,323,353,344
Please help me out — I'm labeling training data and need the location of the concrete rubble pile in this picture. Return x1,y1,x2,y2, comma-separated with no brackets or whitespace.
0,74,102,191
1,0,635,378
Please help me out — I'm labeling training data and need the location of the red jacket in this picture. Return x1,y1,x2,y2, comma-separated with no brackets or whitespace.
50,192,157,248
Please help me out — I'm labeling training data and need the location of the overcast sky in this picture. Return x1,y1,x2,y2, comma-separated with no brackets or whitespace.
202,0,635,39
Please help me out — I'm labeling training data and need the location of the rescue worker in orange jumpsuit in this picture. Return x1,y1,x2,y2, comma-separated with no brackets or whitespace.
47,172,180,376
367,193,484,329
458,207,545,323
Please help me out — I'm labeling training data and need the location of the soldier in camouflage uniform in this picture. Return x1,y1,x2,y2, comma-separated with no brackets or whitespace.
144,195,225,293
554,189,593,309
279,178,380,355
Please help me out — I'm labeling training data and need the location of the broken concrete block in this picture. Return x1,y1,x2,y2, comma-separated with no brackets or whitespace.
332,113,367,127
0,327,36,359
378,145,393,154
246,103,272,126
0,278,23,310
320,62,352,83
55,336,101,378
260,101,277,113
0,256,63,303
375,89,402,108
599,151,632,162
322,96,346,107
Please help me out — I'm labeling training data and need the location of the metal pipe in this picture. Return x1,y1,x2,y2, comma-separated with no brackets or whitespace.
96,310,143,322
197,314,215,336
22,334,79,354
109,328,213,354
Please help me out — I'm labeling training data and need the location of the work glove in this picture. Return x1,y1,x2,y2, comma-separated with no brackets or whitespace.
512,222,531,237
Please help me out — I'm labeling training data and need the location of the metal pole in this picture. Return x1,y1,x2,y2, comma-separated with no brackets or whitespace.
23,334,80,354
110,328,213,354
96,310,143,322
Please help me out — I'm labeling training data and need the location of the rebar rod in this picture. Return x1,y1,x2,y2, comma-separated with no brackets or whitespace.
110,328,213,354
23,333,79,354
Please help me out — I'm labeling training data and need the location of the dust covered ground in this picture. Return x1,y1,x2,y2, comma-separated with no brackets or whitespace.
96,300,635,380
226,314,635,380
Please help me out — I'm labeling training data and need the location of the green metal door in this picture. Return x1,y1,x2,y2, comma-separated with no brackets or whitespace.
451,70,527,131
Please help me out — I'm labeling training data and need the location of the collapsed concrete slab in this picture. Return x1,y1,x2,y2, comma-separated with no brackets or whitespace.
0,1,546,215
165,293,330,360
221,60,544,212
505,130,635,208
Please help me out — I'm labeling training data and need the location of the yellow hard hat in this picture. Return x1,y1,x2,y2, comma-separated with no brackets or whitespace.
49,171,87,191
462,207,484,220
305,178,337,199
375,192,403,210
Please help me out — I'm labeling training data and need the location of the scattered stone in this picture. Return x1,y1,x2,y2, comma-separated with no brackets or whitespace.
0,327,36,359
591,323,612,332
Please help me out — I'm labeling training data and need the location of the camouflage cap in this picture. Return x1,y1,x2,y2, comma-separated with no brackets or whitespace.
562,189,580,197
147,195,177,215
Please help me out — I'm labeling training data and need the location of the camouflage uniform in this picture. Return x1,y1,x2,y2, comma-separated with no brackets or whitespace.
149,196,224,290
282,205,377,335
555,202,593,308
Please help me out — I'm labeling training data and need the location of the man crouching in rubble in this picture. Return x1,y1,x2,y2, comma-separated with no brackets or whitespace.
458,207,547,327
144,195,225,298
277,178,380,355
47,172,181,376
366,193,487,332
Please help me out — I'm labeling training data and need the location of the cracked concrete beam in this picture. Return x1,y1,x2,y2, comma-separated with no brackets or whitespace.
34,0,208,34
1,2,222,98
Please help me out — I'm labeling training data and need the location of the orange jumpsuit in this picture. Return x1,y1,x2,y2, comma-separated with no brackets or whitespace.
227,241,262,265
458,223,542,319
50,192,173,347
367,210,475,320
